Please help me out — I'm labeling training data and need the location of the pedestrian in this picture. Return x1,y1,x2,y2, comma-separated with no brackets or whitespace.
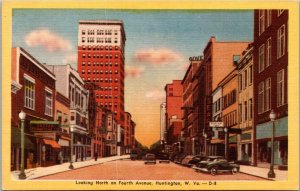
94,151,98,161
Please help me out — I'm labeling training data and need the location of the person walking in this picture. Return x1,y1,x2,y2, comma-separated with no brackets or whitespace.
94,151,98,161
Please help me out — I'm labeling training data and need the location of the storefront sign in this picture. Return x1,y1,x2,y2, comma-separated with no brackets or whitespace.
241,133,252,140
30,121,61,132
209,121,224,128
34,132,56,140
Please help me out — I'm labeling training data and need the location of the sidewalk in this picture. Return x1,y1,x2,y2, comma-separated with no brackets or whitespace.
239,165,287,181
11,155,130,180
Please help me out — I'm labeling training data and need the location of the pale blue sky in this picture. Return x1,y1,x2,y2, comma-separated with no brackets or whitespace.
12,9,253,146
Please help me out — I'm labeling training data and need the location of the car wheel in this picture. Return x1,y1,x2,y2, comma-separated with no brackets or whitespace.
210,167,218,176
232,167,238,174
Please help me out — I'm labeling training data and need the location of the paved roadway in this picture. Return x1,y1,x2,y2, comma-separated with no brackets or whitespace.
37,159,266,180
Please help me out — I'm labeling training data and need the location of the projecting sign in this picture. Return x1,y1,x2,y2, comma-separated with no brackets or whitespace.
209,121,224,128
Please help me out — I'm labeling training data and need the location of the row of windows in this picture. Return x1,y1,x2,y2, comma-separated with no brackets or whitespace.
238,98,253,123
213,98,222,113
82,37,118,44
82,54,119,59
81,83,120,91
239,65,253,91
96,94,118,99
259,9,285,36
222,111,237,128
24,77,53,117
81,45,119,51
98,102,118,106
258,69,285,113
82,29,118,36
258,25,285,73
222,90,237,109
70,86,85,109
82,62,119,67
82,78,119,83
81,70,119,75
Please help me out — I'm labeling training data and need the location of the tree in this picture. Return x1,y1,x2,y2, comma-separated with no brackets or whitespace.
149,140,161,155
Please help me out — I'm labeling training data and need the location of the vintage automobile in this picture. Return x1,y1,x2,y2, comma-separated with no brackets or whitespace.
174,153,187,164
192,156,240,175
181,155,195,166
157,153,170,163
184,155,206,167
144,153,156,164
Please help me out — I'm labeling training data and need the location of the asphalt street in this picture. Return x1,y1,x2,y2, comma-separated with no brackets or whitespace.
37,159,266,180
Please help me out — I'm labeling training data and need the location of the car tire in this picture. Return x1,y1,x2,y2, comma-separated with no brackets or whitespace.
232,167,238,174
210,166,218,176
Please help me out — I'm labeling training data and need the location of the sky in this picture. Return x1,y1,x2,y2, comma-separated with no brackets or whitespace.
12,9,253,147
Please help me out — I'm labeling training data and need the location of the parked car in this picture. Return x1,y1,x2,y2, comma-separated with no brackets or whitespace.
192,156,240,175
144,153,156,164
186,155,207,167
130,151,138,160
169,153,177,161
181,155,195,166
174,153,187,164
157,153,170,163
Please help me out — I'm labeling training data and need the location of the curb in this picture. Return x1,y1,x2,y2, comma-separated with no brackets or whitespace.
30,161,105,180
239,171,274,181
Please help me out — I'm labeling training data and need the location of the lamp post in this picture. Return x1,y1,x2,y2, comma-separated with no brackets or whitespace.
224,127,228,160
18,110,26,179
203,133,207,156
69,126,74,169
268,110,276,178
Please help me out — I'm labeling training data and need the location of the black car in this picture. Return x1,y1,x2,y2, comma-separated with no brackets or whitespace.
181,155,195,166
185,155,207,167
157,153,170,163
174,153,187,164
192,156,240,175
144,153,156,164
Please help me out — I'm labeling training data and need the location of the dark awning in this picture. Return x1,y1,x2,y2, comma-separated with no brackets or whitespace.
11,127,35,150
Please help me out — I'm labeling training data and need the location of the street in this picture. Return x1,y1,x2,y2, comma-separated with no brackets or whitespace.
37,159,266,180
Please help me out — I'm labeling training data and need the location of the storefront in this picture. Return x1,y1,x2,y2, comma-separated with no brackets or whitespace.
73,132,92,162
237,131,253,164
30,121,70,167
11,127,36,170
256,117,288,167
209,138,225,156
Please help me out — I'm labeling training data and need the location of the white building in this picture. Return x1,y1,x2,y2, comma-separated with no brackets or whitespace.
209,86,223,156
45,64,91,161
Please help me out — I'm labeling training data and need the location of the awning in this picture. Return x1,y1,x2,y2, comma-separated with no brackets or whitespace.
30,121,60,125
11,127,35,150
210,139,224,144
43,139,61,149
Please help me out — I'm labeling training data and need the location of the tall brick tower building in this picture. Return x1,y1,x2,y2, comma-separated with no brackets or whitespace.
77,20,126,126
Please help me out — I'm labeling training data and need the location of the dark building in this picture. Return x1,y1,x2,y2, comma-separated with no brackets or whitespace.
253,10,288,167
11,47,57,169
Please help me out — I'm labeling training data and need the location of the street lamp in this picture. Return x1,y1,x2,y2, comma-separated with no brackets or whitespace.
268,110,276,178
203,133,207,156
18,110,26,179
224,127,228,160
69,126,74,169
